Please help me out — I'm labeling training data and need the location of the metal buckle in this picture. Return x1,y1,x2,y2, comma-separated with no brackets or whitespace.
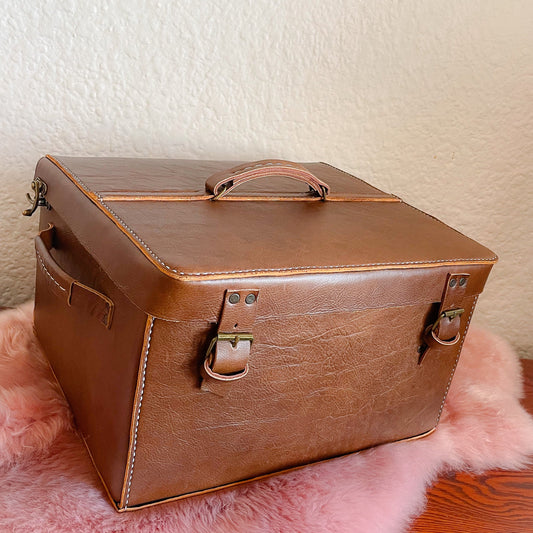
431,308,465,333
205,332,254,358
423,308,465,350
203,332,253,381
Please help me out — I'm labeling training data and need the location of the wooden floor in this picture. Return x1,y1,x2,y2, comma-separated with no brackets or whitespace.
411,359,533,532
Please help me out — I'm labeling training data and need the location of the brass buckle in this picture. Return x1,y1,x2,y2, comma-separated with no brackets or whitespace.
203,332,253,382
205,332,254,357
423,308,465,349
431,308,464,333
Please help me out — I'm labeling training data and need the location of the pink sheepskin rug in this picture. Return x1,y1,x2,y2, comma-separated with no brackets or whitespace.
1,304,533,532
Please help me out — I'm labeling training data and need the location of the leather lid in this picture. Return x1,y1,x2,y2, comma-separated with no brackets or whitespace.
36,155,497,320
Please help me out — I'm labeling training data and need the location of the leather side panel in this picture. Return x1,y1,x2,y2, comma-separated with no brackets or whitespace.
34,208,147,501
125,295,477,507
117,426,437,512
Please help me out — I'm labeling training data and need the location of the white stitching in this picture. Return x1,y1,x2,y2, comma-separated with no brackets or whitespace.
50,156,498,278
158,258,496,277
49,157,187,274
124,317,154,509
36,250,66,292
435,295,478,424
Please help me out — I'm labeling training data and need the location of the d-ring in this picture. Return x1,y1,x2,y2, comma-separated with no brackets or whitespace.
203,358,249,382
429,328,460,346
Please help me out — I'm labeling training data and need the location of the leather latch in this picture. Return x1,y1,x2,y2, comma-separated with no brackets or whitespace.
419,273,469,364
425,307,464,347
201,289,259,395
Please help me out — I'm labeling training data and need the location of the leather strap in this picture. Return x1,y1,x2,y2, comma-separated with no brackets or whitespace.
419,272,470,363
201,289,259,396
35,224,114,328
205,160,330,199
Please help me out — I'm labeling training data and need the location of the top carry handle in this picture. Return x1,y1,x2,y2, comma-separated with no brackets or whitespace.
205,159,330,200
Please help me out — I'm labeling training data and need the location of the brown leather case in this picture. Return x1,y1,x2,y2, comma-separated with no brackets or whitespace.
27,156,497,511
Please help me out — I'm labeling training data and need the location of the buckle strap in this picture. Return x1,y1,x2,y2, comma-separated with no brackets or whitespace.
201,289,259,395
204,332,253,380
419,273,469,363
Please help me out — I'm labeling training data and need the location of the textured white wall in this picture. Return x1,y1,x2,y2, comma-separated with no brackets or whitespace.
1,0,531,356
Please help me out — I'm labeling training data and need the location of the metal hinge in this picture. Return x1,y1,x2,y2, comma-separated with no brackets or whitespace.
22,177,50,216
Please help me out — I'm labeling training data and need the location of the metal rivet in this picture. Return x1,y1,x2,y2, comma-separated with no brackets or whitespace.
459,277,467,287
449,278,457,288
245,293,256,305
228,293,240,304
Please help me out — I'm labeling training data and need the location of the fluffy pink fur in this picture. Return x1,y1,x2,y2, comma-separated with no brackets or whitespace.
1,303,532,532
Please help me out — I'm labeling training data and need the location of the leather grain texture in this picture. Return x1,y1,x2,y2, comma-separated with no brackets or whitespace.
125,297,478,507
31,156,496,510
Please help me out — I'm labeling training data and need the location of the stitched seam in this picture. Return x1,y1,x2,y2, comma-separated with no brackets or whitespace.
124,317,154,509
159,258,495,276
435,295,478,424
50,156,498,278
36,250,66,292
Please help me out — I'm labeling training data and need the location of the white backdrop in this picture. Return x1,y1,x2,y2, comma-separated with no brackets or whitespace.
1,0,531,356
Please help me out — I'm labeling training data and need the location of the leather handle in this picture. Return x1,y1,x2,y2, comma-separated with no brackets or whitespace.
35,224,114,328
205,159,330,199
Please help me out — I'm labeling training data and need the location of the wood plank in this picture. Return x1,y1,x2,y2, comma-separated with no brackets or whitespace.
411,360,533,532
